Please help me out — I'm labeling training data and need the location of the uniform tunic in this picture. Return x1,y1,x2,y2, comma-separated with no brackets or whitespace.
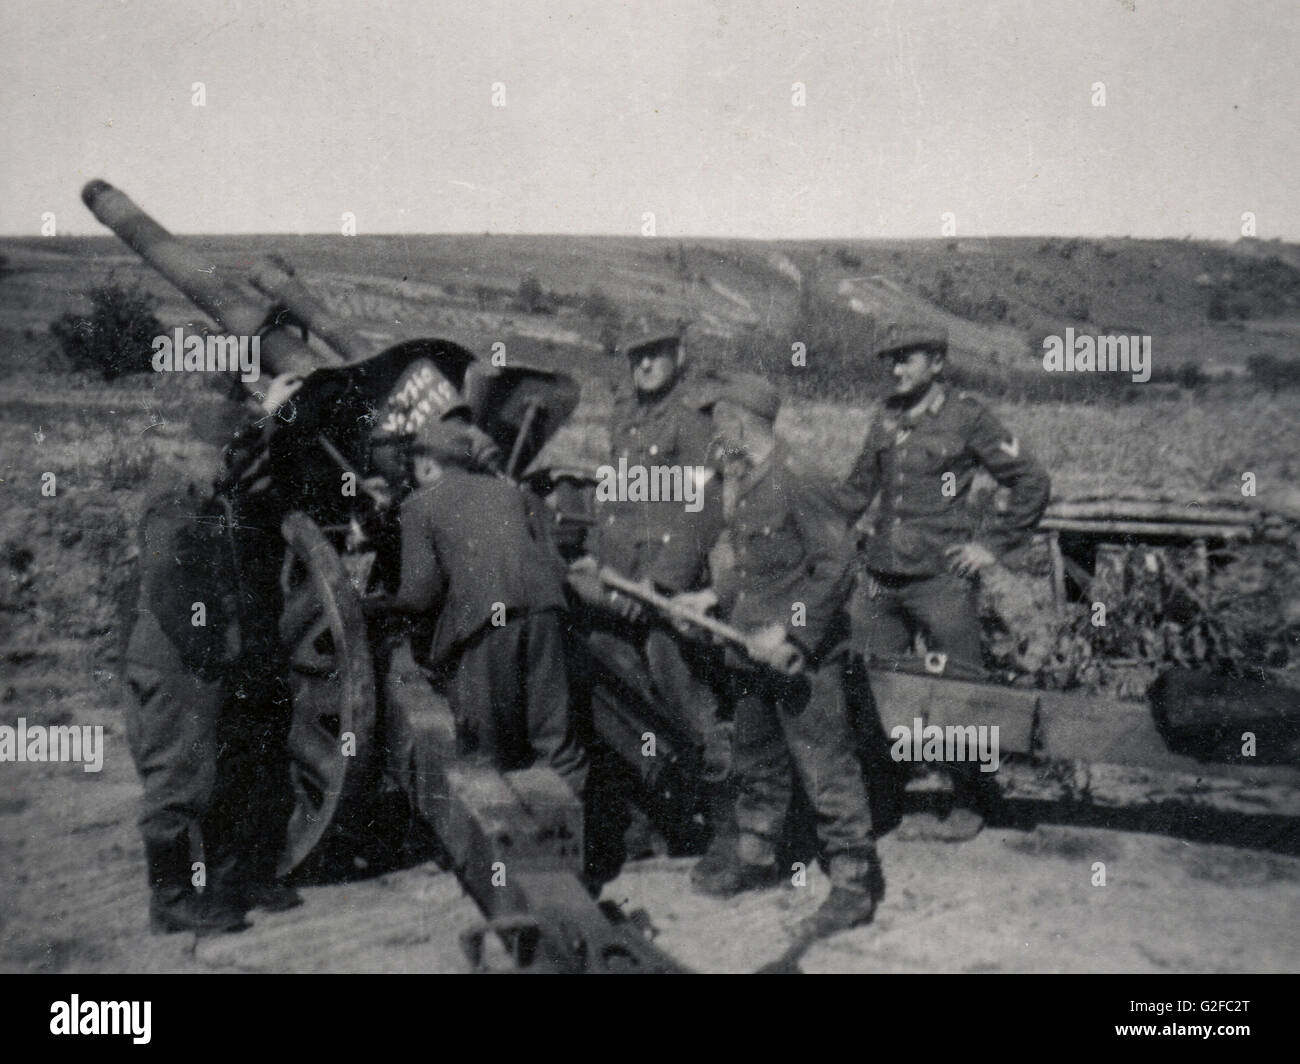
588,386,724,593
839,385,1050,577
391,469,586,794
394,470,567,667
837,385,1050,671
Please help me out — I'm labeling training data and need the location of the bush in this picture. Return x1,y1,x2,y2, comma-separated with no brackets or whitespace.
924,270,1011,324
711,284,890,403
50,280,162,379
516,274,552,314
580,286,624,353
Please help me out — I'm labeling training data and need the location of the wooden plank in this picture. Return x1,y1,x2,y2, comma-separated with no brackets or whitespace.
506,766,584,871
1037,689,1300,787
1041,518,1252,540
1046,499,1254,524
1047,530,1065,605
867,669,1037,755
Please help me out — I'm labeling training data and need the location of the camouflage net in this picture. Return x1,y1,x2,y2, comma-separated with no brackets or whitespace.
979,535,1300,698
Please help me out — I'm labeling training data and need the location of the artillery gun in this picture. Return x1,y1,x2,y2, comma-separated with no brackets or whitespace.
83,180,689,972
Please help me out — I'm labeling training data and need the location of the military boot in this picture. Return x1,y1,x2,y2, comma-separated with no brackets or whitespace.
792,854,885,942
690,833,781,898
145,837,249,936
206,853,302,914
217,879,303,914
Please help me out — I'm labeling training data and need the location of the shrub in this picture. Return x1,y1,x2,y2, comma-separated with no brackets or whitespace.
516,274,552,314
50,280,162,379
580,286,623,354
710,284,889,403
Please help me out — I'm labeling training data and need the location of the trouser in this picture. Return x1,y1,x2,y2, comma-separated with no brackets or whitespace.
576,621,731,887
730,655,878,891
643,627,724,740
204,665,293,887
584,616,725,744
863,572,999,817
449,609,588,797
865,571,983,674
123,657,292,886
123,661,221,852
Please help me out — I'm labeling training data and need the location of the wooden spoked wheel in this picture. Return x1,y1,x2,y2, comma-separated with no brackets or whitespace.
275,511,377,876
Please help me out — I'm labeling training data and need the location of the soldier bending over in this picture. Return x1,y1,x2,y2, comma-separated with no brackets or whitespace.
366,419,588,796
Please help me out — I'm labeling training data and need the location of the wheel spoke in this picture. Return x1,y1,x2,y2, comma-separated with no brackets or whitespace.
279,583,322,646
288,718,344,792
289,617,336,675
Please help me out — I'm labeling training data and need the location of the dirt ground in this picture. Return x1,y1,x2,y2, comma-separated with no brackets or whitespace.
3,684,1299,974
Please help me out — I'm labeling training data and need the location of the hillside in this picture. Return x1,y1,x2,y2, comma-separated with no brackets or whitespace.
5,232,1299,397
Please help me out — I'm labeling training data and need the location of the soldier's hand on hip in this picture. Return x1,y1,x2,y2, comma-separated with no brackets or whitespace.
945,542,996,578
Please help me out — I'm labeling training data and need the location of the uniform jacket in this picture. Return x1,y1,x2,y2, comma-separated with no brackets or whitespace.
588,383,724,593
125,489,240,680
837,385,1050,577
715,444,856,662
394,469,568,666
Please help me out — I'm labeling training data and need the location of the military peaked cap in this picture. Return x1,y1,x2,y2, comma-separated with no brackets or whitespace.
623,332,683,361
874,322,949,359
700,372,781,422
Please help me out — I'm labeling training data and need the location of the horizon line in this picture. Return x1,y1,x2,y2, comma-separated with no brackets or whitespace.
2,230,1294,246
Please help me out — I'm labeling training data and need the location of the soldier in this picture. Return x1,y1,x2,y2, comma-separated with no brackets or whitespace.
680,374,885,942
570,330,729,772
838,324,1051,839
365,418,588,796
123,481,299,935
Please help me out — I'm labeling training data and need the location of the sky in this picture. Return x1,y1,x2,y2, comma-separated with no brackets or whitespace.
2,0,1297,239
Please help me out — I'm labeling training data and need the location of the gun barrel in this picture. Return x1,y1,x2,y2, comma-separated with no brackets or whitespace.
81,179,341,381
248,255,369,364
